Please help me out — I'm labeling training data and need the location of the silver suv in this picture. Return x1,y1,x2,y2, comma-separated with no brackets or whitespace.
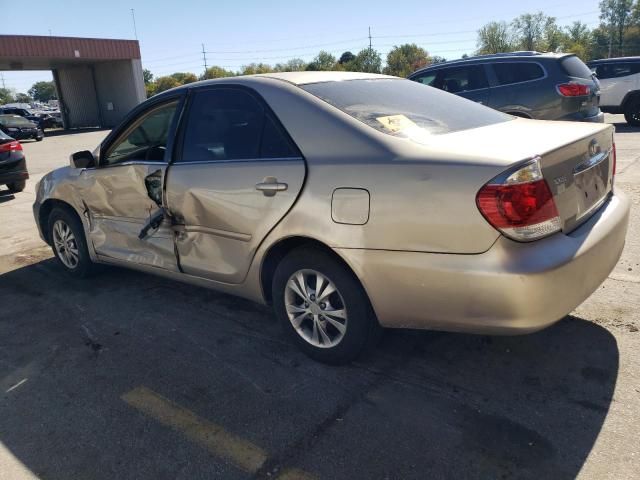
409,52,604,123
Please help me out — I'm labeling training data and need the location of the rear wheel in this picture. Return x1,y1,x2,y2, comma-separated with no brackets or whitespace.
272,247,381,364
624,98,640,126
7,180,25,193
48,207,95,277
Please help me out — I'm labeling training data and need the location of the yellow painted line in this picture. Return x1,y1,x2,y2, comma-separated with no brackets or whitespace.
121,386,267,473
275,468,317,480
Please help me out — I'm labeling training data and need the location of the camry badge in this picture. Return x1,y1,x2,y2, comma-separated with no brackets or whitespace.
588,139,600,157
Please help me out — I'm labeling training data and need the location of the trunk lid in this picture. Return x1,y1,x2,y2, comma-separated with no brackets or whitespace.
407,117,614,234
538,125,614,233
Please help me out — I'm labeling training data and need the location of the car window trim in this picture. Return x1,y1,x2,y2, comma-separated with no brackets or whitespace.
99,93,186,167
488,61,548,88
171,84,303,165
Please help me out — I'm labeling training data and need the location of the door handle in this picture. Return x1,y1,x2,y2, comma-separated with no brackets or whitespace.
255,177,288,197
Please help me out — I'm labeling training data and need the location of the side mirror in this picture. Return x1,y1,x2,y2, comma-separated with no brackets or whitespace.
70,150,95,169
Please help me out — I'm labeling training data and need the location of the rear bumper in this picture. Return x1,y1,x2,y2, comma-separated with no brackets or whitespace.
560,110,605,123
0,169,28,184
336,192,630,334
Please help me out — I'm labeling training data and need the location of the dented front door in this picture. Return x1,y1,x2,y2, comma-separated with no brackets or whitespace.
78,98,182,271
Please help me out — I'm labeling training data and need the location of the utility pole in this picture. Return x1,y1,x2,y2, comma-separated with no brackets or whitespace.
131,8,138,40
1,73,5,89
202,44,208,75
368,26,372,51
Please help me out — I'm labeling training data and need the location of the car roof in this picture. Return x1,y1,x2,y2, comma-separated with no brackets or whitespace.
410,51,571,75
155,72,400,98
588,56,640,64
252,71,398,85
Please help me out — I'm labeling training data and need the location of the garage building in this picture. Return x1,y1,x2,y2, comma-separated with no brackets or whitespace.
0,34,146,129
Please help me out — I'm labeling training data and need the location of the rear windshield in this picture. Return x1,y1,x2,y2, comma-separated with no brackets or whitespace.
561,56,593,79
301,78,510,138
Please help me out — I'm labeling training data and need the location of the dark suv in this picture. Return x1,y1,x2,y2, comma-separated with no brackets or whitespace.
409,52,603,122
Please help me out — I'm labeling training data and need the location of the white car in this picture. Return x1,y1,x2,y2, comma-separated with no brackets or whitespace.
589,57,640,125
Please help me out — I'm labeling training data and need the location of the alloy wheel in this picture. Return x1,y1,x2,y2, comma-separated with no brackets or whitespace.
284,269,348,348
52,219,79,269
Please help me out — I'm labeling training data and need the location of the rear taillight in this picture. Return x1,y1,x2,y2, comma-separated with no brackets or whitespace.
0,140,22,153
557,83,590,97
476,158,561,242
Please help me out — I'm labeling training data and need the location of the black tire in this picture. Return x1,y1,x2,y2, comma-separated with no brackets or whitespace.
47,206,95,277
7,180,25,193
36,135,44,142
624,98,640,126
272,246,381,365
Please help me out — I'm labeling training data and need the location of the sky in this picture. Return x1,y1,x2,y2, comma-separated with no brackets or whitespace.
0,0,601,95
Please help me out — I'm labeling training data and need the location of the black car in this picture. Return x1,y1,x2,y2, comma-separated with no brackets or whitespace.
0,114,44,141
0,130,28,193
409,52,604,122
0,106,44,127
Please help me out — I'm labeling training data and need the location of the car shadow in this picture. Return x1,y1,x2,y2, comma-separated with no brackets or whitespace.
0,189,16,203
0,259,618,480
611,122,640,133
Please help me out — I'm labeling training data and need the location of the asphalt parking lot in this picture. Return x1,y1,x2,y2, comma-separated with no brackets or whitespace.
1,117,639,480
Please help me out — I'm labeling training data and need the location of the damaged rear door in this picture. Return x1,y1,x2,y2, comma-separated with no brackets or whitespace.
77,95,184,271
165,86,305,283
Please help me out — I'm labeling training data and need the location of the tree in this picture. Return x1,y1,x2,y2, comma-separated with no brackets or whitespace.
384,44,430,77
28,81,57,102
15,93,33,103
543,17,565,52
200,66,236,79
170,72,198,84
0,88,14,104
338,51,356,64
143,68,154,85
430,55,447,64
512,12,548,51
275,58,307,72
241,63,274,75
564,21,594,60
600,0,634,56
152,76,181,94
351,48,382,73
306,51,336,71
476,21,514,54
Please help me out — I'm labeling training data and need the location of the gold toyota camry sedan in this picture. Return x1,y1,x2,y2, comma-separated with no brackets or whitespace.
33,72,630,364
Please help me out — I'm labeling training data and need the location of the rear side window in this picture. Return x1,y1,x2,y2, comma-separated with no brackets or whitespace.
492,62,545,85
301,78,510,138
561,56,594,79
180,88,299,162
434,65,488,93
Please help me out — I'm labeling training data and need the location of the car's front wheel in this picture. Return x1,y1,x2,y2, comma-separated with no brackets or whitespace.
624,98,640,126
272,247,381,364
48,207,94,277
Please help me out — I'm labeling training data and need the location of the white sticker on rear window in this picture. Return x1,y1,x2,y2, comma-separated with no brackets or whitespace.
376,114,418,133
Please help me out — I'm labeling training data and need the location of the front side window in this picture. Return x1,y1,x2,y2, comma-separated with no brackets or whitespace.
492,62,545,86
301,78,510,138
103,101,178,166
179,88,299,162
